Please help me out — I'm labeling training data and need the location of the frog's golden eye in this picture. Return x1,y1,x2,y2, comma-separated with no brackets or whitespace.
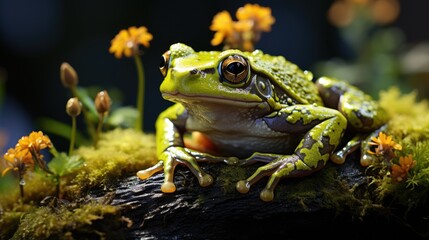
219,55,249,84
159,50,171,77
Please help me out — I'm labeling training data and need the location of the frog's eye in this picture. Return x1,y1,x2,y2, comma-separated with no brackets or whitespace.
219,55,250,84
159,51,171,77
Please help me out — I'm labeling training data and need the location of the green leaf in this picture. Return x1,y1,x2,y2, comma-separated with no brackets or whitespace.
37,117,88,146
107,106,138,129
76,87,98,122
48,152,84,177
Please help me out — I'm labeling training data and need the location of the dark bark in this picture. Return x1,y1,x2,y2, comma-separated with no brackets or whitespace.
104,156,427,240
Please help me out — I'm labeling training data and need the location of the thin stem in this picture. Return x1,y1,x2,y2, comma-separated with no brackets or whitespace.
71,86,96,140
94,114,104,148
133,55,145,132
56,175,61,199
69,116,76,155
18,172,24,201
49,144,60,158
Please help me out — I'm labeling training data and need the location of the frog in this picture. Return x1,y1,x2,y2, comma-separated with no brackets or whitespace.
137,43,388,202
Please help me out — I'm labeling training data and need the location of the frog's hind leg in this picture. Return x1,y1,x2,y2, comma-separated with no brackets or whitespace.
316,76,388,132
316,77,389,164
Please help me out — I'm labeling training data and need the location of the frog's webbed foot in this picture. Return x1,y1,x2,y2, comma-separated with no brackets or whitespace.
137,146,237,193
331,126,388,167
236,155,321,202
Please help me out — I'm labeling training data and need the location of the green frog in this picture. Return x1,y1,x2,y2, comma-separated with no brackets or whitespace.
137,43,387,201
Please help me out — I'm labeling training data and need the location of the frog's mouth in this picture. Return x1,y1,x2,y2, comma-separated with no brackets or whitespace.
162,92,264,108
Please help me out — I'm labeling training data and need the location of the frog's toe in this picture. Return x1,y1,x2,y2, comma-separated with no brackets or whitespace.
199,173,214,187
260,188,274,202
224,157,240,165
137,161,164,180
360,152,374,167
161,181,176,193
236,180,250,194
331,135,363,165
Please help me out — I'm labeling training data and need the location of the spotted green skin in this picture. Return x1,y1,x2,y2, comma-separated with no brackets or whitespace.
137,43,388,202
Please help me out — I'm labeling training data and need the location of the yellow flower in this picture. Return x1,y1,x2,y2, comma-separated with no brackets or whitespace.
236,3,276,32
367,132,402,157
210,4,275,51
210,11,234,46
328,0,400,27
109,26,153,59
15,131,52,156
2,148,33,176
390,155,416,183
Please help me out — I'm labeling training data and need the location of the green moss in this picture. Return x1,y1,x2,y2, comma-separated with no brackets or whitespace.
217,166,247,194
67,128,157,197
0,204,36,239
0,171,56,210
0,211,25,240
11,202,125,240
379,87,429,142
370,87,429,208
277,166,361,212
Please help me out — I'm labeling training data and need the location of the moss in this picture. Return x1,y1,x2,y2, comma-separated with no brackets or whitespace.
0,204,36,239
217,166,247,194
379,87,429,142
66,128,157,197
0,171,56,210
277,166,358,212
0,211,25,240
370,87,429,208
11,202,125,240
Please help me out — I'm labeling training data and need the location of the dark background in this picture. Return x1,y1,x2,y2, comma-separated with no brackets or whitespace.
0,0,428,151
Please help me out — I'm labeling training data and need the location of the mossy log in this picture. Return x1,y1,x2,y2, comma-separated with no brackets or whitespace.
101,154,427,240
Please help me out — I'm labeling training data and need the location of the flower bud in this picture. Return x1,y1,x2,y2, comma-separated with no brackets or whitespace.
95,90,111,114
60,62,79,88
66,97,82,117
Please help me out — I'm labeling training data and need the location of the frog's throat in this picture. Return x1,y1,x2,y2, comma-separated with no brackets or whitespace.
162,93,265,108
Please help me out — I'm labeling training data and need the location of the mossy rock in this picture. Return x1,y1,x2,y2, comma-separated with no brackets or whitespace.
104,154,428,239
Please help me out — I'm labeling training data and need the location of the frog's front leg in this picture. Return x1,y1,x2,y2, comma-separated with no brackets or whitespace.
236,105,347,201
136,103,232,193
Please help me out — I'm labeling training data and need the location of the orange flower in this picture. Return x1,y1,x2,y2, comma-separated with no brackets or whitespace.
15,131,52,156
236,3,276,32
210,11,234,46
2,131,53,176
2,148,33,176
367,132,402,157
390,155,416,183
109,26,153,58
210,4,275,51
328,0,400,27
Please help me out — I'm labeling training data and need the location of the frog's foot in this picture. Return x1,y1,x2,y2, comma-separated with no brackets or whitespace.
137,146,234,193
185,148,240,165
236,155,320,202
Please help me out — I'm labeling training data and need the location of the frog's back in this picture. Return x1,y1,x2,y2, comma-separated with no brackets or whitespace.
245,50,323,106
